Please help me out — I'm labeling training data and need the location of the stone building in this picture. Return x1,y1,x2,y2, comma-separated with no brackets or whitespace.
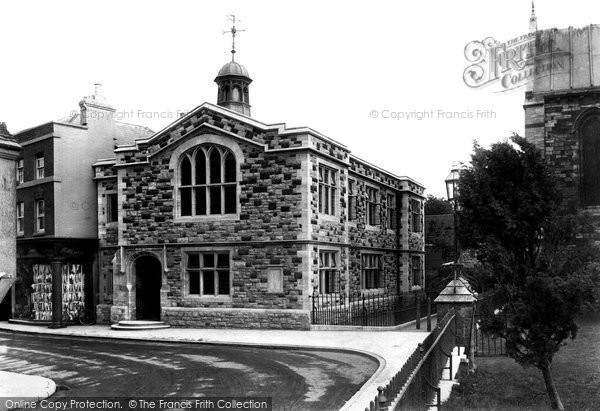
524,24,600,229
94,55,426,329
11,87,153,323
0,123,21,320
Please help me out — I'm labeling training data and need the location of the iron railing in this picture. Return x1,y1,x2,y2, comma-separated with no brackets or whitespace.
365,309,457,411
310,291,436,327
474,314,507,356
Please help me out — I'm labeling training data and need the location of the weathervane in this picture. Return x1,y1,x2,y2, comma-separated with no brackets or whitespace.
223,14,245,62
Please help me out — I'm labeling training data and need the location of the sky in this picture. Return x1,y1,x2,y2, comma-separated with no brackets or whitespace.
1,0,599,197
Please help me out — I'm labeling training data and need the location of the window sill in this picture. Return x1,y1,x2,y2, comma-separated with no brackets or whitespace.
318,213,340,222
183,295,232,303
360,288,386,295
175,214,240,223
33,231,46,236
411,285,423,291
365,224,382,231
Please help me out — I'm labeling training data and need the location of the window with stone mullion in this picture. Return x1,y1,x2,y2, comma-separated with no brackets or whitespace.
366,187,380,226
362,254,382,289
319,166,337,215
319,251,340,294
410,199,422,233
187,252,230,296
179,145,237,217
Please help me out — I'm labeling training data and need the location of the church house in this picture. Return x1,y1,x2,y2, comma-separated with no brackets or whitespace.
94,45,425,329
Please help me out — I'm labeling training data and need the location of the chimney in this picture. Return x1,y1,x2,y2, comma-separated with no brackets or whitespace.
79,82,113,126
78,83,116,137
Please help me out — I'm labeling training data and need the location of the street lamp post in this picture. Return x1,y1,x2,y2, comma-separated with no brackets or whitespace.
445,167,461,280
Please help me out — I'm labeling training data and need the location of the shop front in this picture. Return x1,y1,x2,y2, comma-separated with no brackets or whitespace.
12,239,97,325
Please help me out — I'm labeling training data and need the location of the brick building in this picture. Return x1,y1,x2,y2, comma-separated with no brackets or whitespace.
11,86,153,323
524,24,600,232
94,56,426,329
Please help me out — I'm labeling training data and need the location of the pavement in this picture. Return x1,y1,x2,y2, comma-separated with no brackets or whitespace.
0,318,436,411
0,371,56,407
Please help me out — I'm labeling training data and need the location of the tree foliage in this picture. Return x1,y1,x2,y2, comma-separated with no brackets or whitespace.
424,195,453,215
458,135,600,410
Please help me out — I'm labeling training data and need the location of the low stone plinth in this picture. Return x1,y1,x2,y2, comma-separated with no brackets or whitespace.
162,307,311,330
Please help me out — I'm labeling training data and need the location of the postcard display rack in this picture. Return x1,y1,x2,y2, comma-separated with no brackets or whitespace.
31,264,85,321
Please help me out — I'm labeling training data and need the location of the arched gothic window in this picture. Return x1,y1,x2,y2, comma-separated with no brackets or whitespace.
580,114,600,206
178,144,237,217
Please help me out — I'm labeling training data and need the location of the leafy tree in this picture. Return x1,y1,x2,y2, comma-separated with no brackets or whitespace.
458,135,600,410
424,195,453,215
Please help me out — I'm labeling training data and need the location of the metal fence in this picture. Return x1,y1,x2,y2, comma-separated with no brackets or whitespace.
365,309,458,411
474,314,507,357
310,291,437,327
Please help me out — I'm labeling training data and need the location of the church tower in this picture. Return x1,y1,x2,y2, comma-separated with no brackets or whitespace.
215,16,252,117
529,1,537,33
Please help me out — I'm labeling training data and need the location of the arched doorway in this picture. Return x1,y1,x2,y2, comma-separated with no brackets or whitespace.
134,255,162,321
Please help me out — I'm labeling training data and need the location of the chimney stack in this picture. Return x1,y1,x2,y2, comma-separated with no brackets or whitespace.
79,83,115,129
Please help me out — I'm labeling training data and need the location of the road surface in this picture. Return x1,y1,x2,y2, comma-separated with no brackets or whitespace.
0,331,378,410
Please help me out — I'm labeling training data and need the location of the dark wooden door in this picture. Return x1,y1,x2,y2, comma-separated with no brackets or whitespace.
135,256,162,321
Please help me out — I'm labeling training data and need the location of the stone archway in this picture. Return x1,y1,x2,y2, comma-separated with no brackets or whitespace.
134,255,162,321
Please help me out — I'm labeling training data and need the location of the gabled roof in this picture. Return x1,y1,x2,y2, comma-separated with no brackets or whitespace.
126,102,347,150
434,275,478,303
107,102,425,190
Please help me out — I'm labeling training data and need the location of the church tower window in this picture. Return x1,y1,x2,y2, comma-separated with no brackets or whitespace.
580,114,600,206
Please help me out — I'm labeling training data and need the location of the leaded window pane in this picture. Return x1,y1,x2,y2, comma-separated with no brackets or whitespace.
181,156,192,186
195,150,206,185
224,152,236,183
210,149,221,184
210,186,221,214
